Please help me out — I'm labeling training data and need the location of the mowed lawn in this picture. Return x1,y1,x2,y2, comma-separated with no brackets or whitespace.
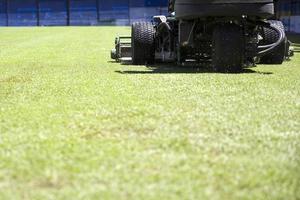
0,27,299,200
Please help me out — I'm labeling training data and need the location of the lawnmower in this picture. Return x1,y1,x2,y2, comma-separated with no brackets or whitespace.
111,0,294,72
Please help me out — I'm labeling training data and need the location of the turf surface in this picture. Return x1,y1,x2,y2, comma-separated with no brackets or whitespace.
0,27,299,199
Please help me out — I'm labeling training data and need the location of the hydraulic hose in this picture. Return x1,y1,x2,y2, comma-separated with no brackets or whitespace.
157,22,173,56
157,22,172,34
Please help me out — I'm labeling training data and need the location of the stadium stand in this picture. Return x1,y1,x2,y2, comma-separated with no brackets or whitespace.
0,0,298,34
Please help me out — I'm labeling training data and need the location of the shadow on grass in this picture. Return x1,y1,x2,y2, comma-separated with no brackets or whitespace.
115,64,273,75
287,33,300,44
108,61,118,63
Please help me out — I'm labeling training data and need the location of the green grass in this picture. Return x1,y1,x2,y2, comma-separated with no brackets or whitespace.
0,27,299,200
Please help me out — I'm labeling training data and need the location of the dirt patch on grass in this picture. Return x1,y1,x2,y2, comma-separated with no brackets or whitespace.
0,75,32,84
31,176,69,190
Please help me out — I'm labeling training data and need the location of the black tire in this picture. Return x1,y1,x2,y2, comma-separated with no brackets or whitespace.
111,49,117,60
212,24,244,73
131,22,155,65
259,20,287,64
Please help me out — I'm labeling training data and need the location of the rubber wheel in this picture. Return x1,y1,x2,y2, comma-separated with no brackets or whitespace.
212,24,244,73
111,49,117,60
131,22,155,65
259,20,287,64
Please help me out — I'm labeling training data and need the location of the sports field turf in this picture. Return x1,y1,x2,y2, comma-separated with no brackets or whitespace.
0,27,299,199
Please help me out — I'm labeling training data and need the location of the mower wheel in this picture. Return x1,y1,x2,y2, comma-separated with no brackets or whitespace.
131,22,155,65
259,20,287,64
111,49,117,60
